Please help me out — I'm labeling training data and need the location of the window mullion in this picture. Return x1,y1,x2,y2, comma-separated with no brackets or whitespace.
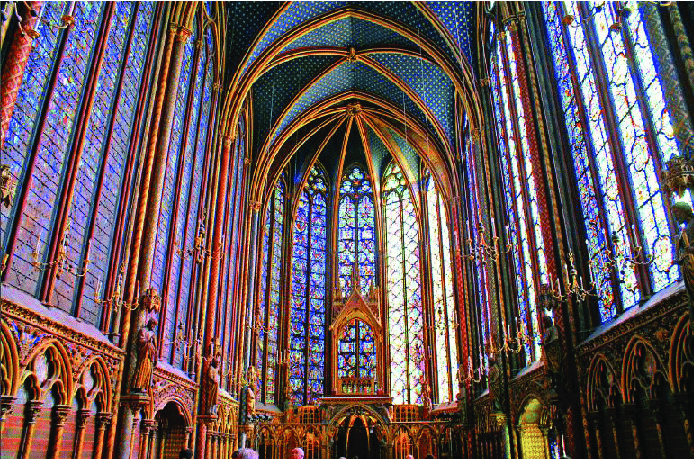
578,1,652,300
553,2,624,323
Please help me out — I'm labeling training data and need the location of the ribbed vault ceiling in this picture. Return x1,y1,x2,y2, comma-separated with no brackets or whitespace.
222,1,478,205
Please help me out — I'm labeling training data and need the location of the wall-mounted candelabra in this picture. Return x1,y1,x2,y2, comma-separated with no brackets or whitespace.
462,352,486,384
94,270,140,314
176,218,208,264
31,219,90,278
465,219,512,265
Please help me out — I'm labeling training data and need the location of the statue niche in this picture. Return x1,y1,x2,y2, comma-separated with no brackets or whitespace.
329,263,383,396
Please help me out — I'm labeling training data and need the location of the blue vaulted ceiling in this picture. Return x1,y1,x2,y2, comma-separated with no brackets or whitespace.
232,1,477,195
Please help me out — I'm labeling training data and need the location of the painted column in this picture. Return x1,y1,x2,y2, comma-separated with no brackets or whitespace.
0,1,42,150
243,206,262,366
17,400,42,459
0,396,15,434
622,405,642,459
139,419,155,459
46,404,70,459
72,409,91,459
93,412,113,459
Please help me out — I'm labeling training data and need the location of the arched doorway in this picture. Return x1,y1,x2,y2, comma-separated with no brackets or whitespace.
517,398,549,459
154,401,189,459
332,415,382,459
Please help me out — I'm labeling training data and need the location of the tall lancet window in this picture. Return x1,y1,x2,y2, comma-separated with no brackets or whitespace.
383,161,424,405
490,25,548,363
290,166,328,406
257,181,285,403
542,1,679,323
426,178,458,402
337,165,376,296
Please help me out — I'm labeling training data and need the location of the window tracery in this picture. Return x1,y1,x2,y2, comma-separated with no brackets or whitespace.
383,161,424,405
542,0,679,323
290,166,328,406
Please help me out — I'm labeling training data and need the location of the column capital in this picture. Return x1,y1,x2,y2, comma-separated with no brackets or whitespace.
76,409,91,428
0,396,16,422
175,26,193,43
96,412,114,430
52,404,71,426
223,135,235,147
25,400,43,425
141,419,157,434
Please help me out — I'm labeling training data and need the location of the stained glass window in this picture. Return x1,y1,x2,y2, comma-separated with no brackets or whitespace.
462,137,491,385
58,2,136,313
1,2,66,252
257,181,285,404
490,28,544,362
7,2,104,293
542,1,680,323
383,162,424,405
290,166,327,406
426,178,458,402
338,165,376,296
337,319,376,381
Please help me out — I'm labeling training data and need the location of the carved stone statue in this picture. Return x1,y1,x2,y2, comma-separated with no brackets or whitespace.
673,201,694,328
246,386,256,419
205,357,220,415
541,315,562,394
131,317,158,393
488,355,503,413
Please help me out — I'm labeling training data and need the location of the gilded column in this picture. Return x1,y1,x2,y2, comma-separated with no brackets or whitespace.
0,1,42,150
72,409,91,459
588,413,604,459
46,405,70,459
140,419,156,459
675,393,694,458
622,405,642,459
0,395,15,434
17,400,42,459
93,412,113,459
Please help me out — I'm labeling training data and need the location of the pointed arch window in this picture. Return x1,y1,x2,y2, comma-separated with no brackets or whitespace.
383,161,424,405
290,166,328,406
257,180,285,404
542,1,680,323
1,3,157,325
490,25,549,363
426,177,458,402
337,165,376,296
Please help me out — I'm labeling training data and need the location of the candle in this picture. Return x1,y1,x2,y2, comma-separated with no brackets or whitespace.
66,1,76,17
35,235,40,256
491,217,496,236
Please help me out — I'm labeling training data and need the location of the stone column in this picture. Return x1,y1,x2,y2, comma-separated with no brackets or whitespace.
72,409,91,459
0,396,15,434
46,404,71,459
675,393,694,459
588,412,604,459
649,400,669,459
492,412,512,459
93,412,113,459
157,424,168,458
140,419,156,459
605,408,621,459
18,400,42,459
622,404,642,459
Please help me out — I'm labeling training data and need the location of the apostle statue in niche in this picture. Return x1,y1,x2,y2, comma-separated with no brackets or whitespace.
131,317,158,393
541,315,562,396
673,201,694,328
246,366,257,419
205,356,220,415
